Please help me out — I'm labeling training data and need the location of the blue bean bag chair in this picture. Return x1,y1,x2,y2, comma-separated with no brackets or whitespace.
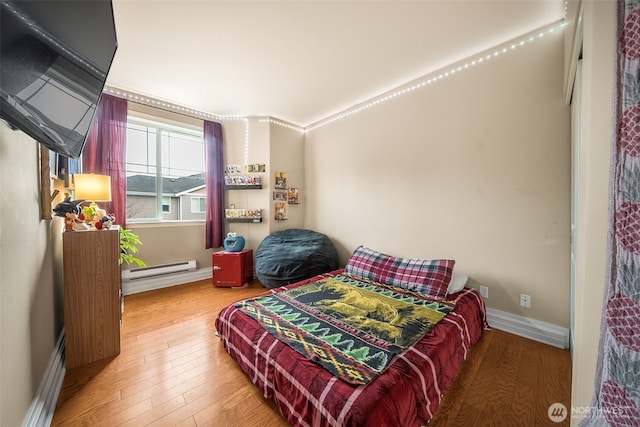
255,229,339,289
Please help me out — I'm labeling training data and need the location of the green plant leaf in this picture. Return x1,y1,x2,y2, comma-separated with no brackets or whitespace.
119,228,146,267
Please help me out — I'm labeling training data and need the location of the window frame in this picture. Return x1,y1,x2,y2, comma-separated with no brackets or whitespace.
190,196,206,213
125,114,205,224
162,196,172,213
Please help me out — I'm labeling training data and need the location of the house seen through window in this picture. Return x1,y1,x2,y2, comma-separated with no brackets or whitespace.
125,116,205,222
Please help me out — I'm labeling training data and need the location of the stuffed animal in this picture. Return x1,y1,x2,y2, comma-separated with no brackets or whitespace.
64,213,76,231
73,211,89,231
95,213,116,230
54,197,84,217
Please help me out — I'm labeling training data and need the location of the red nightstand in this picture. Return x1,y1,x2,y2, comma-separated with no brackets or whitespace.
212,249,254,287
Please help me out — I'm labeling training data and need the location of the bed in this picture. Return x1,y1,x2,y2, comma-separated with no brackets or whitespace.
215,246,488,426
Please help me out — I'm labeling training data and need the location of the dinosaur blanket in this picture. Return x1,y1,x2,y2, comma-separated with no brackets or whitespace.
235,274,455,385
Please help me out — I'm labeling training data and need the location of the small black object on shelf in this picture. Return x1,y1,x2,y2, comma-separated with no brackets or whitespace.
225,217,263,223
225,184,262,190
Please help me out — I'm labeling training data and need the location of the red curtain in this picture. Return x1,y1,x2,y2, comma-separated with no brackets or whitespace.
204,120,225,249
82,93,128,228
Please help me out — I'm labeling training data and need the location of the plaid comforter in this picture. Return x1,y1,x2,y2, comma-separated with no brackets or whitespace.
215,269,487,427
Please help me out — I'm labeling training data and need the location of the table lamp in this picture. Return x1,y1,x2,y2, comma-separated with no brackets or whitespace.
73,174,112,224
73,174,112,206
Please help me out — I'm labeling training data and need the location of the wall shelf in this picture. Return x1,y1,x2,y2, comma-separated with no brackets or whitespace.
225,184,262,190
225,217,263,223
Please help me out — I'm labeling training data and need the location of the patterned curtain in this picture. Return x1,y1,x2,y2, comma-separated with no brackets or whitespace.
82,93,128,228
204,120,225,249
583,1,640,425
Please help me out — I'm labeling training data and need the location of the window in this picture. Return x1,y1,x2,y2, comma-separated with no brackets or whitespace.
191,197,205,213
162,197,171,213
125,116,205,222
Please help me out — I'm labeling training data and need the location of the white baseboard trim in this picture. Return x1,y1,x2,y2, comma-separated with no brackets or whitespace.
486,308,570,349
22,330,66,427
122,267,213,295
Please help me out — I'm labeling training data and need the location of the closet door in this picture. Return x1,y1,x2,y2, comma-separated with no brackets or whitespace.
570,58,582,356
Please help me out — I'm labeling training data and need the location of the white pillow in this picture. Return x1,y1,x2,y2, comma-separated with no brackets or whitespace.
447,272,468,294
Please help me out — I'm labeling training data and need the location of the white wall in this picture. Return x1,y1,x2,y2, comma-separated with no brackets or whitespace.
269,122,305,231
304,28,571,327
222,118,305,251
570,0,616,423
127,222,214,268
0,124,64,426
223,118,271,252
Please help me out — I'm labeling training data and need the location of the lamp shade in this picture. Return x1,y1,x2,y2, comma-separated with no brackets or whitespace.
73,174,112,201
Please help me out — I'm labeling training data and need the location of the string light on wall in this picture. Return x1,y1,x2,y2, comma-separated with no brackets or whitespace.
305,20,566,132
217,115,249,121
105,19,565,134
259,118,304,133
104,89,259,155
244,118,250,167
104,87,224,121
204,115,252,165
104,87,257,166
105,87,302,133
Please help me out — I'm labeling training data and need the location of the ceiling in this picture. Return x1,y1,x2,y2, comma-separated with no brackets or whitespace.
106,0,565,127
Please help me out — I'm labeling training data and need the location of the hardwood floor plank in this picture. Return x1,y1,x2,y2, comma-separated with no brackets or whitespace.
119,359,210,400
52,373,122,425
118,394,187,427
145,388,225,426
458,331,520,414
172,416,198,427
148,366,220,408
122,360,215,404
192,383,288,427
54,397,154,427
53,280,572,426
430,328,571,427
428,331,493,426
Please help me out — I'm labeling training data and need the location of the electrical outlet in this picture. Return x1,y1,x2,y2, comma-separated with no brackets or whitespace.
479,286,489,298
520,294,531,308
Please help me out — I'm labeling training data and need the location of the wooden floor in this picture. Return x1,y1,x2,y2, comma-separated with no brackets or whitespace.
52,279,572,426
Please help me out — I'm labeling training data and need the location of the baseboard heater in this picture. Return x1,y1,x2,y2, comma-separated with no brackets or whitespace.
122,260,197,281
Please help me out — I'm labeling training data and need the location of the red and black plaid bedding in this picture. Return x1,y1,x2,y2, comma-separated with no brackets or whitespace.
215,269,488,427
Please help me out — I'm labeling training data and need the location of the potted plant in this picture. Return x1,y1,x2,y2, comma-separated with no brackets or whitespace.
119,228,146,267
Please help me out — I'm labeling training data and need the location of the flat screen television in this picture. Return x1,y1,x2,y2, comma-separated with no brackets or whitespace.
0,0,117,159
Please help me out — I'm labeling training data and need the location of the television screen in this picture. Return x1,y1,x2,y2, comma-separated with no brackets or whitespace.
0,0,117,159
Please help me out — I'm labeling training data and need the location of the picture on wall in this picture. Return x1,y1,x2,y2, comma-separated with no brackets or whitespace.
273,191,287,201
225,164,242,174
247,163,266,173
275,171,287,189
50,152,79,186
288,188,300,204
225,175,261,186
274,202,287,220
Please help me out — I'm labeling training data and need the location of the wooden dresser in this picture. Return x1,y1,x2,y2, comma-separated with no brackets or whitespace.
63,226,121,368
